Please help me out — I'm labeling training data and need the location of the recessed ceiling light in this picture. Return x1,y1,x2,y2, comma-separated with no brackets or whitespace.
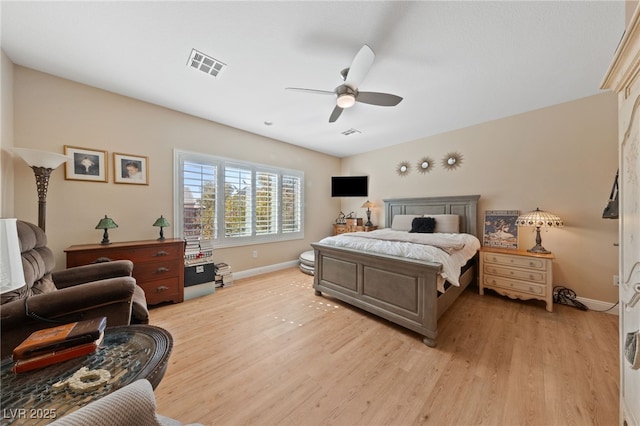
264,121,273,126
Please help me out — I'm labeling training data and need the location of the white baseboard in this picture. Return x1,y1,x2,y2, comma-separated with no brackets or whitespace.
576,296,619,315
233,260,299,280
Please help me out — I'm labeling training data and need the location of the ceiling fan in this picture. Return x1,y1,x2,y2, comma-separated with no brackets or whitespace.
286,45,403,123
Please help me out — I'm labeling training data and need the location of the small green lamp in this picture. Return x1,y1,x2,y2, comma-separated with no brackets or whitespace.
152,215,170,240
95,215,118,245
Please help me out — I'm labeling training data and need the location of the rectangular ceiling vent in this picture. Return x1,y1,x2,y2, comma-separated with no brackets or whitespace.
187,49,226,78
341,128,361,136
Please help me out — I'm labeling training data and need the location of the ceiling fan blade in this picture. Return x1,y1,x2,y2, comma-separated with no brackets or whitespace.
356,91,403,107
285,87,335,96
329,106,343,123
344,45,375,90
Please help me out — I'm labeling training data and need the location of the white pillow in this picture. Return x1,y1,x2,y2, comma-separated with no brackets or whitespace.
425,214,460,233
391,215,421,231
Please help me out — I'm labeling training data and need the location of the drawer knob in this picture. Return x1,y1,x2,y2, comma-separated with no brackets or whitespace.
156,267,170,273
492,257,497,261
154,251,169,257
509,271,514,275
529,274,535,280
156,286,169,293
529,262,535,267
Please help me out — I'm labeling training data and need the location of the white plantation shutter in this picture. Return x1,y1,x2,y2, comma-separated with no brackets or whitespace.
176,151,303,247
224,166,252,238
282,175,301,233
182,160,217,241
256,171,278,235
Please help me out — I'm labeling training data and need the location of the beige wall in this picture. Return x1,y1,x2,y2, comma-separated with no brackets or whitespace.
10,65,341,274
340,92,619,303
1,49,15,217
6,61,619,304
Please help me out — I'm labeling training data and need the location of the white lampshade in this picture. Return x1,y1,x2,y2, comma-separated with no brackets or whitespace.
12,147,72,169
0,219,26,294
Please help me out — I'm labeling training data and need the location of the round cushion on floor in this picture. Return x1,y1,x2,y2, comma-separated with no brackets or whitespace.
299,262,314,275
299,250,315,267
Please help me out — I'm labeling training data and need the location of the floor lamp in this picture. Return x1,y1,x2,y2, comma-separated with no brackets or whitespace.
12,148,72,232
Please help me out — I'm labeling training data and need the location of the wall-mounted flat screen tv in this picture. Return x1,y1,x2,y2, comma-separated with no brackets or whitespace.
331,176,368,197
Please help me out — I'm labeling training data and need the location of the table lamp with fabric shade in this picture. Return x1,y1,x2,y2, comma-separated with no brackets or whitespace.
0,219,26,295
516,208,563,254
361,200,375,227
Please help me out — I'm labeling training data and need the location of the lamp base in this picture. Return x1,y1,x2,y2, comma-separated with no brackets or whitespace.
100,229,111,245
527,244,551,254
527,227,551,254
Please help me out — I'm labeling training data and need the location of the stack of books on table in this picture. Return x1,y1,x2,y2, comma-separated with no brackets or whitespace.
12,317,106,373
215,262,233,287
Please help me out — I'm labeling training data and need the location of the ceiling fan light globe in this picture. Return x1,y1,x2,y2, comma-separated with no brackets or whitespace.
336,93,356,109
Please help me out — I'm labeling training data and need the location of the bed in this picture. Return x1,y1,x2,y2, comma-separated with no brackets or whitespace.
312,195,481,347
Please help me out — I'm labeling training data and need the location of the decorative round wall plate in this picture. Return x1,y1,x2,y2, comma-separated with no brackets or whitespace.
397,161,410,176
442,152,463,170
417,157,434,174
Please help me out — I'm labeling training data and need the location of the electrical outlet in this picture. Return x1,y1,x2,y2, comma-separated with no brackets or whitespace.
252,250,258,258
613,275,619,286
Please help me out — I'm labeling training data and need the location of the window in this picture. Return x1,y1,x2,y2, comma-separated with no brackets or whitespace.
175,150,303,247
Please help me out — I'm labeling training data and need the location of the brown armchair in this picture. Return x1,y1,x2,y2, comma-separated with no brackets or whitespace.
0,221,149,358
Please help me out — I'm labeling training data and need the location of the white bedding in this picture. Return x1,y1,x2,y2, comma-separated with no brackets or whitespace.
317,228,481,291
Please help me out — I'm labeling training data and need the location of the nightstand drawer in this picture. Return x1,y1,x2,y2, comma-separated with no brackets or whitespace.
483,264,547,283
482,252,547,271
482,275,546,296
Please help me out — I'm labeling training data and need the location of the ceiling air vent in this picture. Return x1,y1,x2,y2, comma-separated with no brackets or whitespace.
341,128,361,136
187,49,226,78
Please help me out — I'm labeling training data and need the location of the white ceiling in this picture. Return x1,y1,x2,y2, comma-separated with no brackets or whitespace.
1,1,625,158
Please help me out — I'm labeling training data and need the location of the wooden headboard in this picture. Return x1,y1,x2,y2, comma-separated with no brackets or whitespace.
383,195,481,237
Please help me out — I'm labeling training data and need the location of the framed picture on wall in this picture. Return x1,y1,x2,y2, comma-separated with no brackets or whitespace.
114,153,148,185
64,146,108,182
483,210,519,249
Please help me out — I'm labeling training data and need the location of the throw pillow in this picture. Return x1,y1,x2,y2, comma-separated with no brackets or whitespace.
409,217,436,233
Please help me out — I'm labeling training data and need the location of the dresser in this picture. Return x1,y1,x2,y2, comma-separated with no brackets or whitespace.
65,239,185,305
479,247,554,312
601,3,640,424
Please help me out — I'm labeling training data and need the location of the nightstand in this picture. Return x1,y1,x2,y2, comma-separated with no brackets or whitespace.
333,224,378,235
479,246,554,312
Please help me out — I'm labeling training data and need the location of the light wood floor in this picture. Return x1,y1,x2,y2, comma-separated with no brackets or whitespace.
151,267,619,426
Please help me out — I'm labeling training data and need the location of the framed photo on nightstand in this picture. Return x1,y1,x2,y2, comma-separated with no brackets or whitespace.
483,210,519,249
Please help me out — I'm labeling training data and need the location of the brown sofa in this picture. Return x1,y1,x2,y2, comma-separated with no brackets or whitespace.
0,221,149,358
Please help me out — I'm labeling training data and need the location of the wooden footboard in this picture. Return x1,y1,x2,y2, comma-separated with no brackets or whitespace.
312,243,444,346
312,195,480,347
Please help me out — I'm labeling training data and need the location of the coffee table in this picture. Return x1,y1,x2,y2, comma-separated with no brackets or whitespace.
0,325,172,425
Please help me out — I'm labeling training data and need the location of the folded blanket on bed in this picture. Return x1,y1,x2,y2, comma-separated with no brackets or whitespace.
343,229,466,254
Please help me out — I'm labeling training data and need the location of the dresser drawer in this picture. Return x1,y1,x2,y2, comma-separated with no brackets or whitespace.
483,264,547,284
482,274,547,296
133,259,181,282
482,252,547,271
139,277,182,305
129,245,182,263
